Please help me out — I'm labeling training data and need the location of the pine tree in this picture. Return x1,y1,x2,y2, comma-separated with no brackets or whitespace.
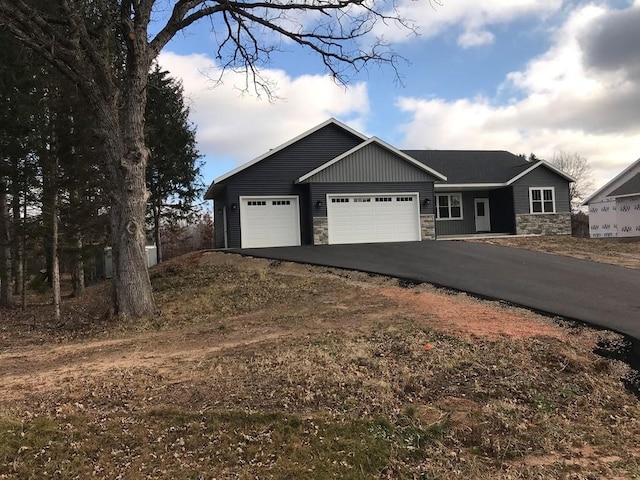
145,65,202,263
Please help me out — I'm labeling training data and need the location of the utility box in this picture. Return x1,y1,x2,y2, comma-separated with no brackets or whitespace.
103,245,158,278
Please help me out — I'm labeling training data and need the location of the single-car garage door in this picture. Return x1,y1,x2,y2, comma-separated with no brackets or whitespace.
327,193,421,244
240,196,301,248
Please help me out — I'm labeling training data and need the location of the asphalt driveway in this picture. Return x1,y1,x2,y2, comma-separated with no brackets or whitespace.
230,241,640,341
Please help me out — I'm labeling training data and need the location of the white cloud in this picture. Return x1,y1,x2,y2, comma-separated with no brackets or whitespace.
376,0,561,47
396,3,640,191
458,29,494,49
157,51,370,166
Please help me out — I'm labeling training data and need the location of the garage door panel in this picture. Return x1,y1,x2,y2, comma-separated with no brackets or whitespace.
240,197,300,248
327,193,420,244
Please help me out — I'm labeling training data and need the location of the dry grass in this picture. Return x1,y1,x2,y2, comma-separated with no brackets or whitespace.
1,248,640,479
468,235,640,270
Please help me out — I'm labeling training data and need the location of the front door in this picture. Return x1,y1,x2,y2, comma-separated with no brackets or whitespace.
474,198,491,232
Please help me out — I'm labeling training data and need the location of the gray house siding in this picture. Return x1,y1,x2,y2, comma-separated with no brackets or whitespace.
435,188,516,236
309,182,435,217
303,143,437,183
213,194,227,248
215,123,364,248
435,191,486,236
512,167,571,214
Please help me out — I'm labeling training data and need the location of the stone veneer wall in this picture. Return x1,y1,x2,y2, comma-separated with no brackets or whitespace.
420,214,436,240
515,213,571,235
313,216,329,245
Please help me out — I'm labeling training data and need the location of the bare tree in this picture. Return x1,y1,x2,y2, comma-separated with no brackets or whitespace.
549,151,594,211
0,0,416,318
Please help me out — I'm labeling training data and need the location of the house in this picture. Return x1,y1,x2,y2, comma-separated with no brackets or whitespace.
582,158,640,239
204,119,574,248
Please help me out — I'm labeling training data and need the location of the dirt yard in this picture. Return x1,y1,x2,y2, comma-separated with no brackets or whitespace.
1,237,639,479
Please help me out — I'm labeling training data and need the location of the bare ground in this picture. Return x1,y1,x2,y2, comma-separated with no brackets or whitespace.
1,238,640,479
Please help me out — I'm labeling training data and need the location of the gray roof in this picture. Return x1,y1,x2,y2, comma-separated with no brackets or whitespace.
402,150,532,184
609,172,640,197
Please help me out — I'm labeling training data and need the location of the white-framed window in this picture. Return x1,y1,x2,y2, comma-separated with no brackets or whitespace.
529,187,556,213
436,193,463,220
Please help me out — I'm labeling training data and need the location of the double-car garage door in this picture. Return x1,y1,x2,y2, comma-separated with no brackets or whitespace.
239,193,420,248
327,194,421,244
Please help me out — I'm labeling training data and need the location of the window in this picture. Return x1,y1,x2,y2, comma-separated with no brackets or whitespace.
529,187,555,213
436,193,462,220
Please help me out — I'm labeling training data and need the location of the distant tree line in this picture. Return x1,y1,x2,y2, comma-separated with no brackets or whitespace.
0,28,204,313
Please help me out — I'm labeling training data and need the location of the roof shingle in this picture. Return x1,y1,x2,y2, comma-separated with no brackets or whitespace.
402,150,532,184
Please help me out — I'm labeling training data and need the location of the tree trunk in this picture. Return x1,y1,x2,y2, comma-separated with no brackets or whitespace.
70,186,85,297
153,204,162,263
21,197,26,311
98,85,155,318
0,174,15,308
10,191,22,296
71,230,84,297
51,185,61,323
108,157,154,318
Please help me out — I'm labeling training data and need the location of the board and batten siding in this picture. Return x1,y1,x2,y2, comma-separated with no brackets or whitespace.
213,194,226,248
310,182,435,217
435,191,486,236
512,167,571,214
435,187,516,236
217,123,365,248
303,143,437,183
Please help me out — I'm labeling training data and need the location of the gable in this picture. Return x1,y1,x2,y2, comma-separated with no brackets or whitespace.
608,172,640,198
583,157,640,205
506,160,575,185
299,139,445,184
204,119,366,199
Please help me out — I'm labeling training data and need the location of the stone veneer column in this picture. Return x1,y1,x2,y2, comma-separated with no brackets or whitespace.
420,214,436,240
313,217,329,245
515,213,572,235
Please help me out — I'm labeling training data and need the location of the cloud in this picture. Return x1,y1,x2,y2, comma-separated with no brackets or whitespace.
580,3,640,79
157,51,370,165
395,3,640,190
375,0,561,48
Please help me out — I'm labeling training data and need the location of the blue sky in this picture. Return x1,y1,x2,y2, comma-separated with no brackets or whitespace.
157,0,640,196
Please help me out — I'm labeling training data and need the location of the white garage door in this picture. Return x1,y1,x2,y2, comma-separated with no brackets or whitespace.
327,193,421,244
240,196,301,248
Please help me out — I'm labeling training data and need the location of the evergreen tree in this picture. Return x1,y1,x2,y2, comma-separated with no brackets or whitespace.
145,65,202,263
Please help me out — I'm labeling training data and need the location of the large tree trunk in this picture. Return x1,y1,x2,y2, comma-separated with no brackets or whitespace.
98,60,155,318
0,174,14,308
108,147,154,318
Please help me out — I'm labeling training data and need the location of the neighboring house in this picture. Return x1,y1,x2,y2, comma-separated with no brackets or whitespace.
582,158,640,239
204,119,574,248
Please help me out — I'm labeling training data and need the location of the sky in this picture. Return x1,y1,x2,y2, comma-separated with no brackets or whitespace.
156,0,640,197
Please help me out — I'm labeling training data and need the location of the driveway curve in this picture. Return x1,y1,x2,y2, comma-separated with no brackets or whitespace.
230,241,640,341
